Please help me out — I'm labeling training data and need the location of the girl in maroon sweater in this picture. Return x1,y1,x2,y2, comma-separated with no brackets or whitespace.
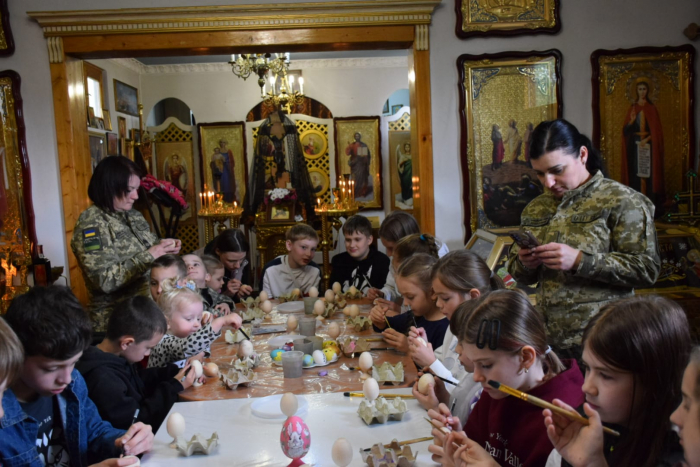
429,290,585,467
543,295,690,467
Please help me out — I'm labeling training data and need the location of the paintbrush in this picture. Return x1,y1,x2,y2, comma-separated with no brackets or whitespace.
362,436,433,452
365,337,383,342
487,380,620,437
430,373,458,386
344,392,415,399
238,327,251,341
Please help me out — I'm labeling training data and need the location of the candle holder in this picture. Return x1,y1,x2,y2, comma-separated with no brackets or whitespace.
666,170,700,226
314,196,359,291
197,192,244,243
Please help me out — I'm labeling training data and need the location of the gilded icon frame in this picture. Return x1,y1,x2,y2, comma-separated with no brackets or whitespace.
591,45,696,218
334,116,383,210
458,50,562,240
455,0,560,39
113,79,139,117
0,0,14,57
388,129,413,212
465,228,498,262
300,128,327,161
308,167,330,197
197,121,248,206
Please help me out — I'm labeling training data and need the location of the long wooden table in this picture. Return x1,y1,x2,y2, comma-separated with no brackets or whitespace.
180,299,419,401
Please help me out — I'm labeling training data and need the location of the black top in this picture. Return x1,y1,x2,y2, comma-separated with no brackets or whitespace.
20,395,71,465
76,345,183,432
373,314,449,350
329,247,390,294
203,238,252,300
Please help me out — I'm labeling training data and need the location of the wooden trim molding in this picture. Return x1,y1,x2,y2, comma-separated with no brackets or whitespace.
29,1,440,298
28,1,440,35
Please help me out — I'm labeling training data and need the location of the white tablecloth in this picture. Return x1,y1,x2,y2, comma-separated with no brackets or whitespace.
142,388,439,466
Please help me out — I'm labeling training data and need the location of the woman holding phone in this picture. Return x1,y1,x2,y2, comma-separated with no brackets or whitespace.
507,119,660,361
203,228,252,300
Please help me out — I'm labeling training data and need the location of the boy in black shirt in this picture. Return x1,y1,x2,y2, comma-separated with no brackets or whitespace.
330,215,390,294
77,296,195,432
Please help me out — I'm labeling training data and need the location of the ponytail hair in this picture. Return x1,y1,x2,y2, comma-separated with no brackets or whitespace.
432,250,504,296
583,295,690,467
157,277,203,318
394,233,440,265
529,119,606,177
396,253,437,295
458,290,564,377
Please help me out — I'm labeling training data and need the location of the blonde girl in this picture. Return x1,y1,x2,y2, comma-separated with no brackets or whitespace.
0,319,23,420
431,290,584,467
410,250,504,419
370,254,447,353
148,278,242,368
544,295,690,467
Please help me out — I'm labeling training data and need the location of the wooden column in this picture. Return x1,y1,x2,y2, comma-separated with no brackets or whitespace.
409,25,435,234
49,41,91,303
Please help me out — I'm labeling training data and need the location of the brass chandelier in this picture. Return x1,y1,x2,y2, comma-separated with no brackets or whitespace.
229,52,305,111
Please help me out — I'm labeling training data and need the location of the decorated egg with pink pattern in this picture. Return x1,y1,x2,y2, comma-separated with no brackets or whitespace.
280,415,311,460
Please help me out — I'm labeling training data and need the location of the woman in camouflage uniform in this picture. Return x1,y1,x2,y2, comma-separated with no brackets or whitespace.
71,156,182,332
507,119,660,360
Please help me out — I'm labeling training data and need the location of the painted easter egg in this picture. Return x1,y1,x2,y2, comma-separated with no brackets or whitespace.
280,416,311,460
327,322,341,339
323,348,336,362
332,282,342,294
308,286,319,298
312,349,327,365
259,290,269,302
271,349,286,360
418,373,436,395
303,354,315,367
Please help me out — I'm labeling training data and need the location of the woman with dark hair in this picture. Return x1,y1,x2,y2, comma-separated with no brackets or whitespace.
203,228,252,299
71,156,181,332
507,119,660,360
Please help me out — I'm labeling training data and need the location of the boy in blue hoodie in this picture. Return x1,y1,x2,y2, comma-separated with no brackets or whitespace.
0,286,153,467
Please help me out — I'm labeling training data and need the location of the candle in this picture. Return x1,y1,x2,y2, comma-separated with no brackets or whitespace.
299,77,304,94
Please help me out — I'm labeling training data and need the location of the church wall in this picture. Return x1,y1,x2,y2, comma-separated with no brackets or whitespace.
4,0,699,280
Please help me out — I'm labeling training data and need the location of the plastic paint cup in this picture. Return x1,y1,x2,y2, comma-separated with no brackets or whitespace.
281,351,303,378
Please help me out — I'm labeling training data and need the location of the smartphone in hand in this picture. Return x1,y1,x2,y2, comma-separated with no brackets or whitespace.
509,230,541,249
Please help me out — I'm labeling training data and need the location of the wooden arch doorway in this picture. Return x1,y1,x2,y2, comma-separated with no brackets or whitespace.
29,1,441,302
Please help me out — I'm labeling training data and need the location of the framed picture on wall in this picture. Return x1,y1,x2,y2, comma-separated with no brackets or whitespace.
197,122,248,206
106,132,118,156
465,228,498,261
102,109,113,131
0,0,15,57
130,128,141,144
388,130,413,211
300,129,327,160
391,104,402,115
334,116,382,210
113,79,139,116
88,132,106,173
382,100,390,114
117,116,126,139
308,167,330,196
458,50,562,240
591,45,695,218
455,0,561,39
155,139,196,224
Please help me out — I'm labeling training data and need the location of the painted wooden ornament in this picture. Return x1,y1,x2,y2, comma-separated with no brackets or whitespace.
280,415,311,466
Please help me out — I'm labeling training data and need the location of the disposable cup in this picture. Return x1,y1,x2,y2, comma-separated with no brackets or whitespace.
282,351,303,378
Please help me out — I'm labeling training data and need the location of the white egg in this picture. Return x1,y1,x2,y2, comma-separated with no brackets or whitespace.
324,289,335,302
280,392,298,418
122,456,141,466
202,362,219,377
292,288,301,298
417,337,427,347
261,300,273,313
348,285,358,296
239,340,254,357
332,282,342,294
287,315,298,331
314,299,325,315
331,438,353,466
418,373,436,395
308,286,319,297
363,377,380,401
191,359,203,378
358,351,373,372
327,322,341,339
313,349,327,365
349,304,360,318
259,290,269,302
166,412,185,439
342,307,352,316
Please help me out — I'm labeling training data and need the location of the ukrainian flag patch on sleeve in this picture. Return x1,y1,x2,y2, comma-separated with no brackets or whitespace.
82,227,102,251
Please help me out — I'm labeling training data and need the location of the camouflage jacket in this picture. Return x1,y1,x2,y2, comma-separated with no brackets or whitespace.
71,205,158,332
507,171,660,349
